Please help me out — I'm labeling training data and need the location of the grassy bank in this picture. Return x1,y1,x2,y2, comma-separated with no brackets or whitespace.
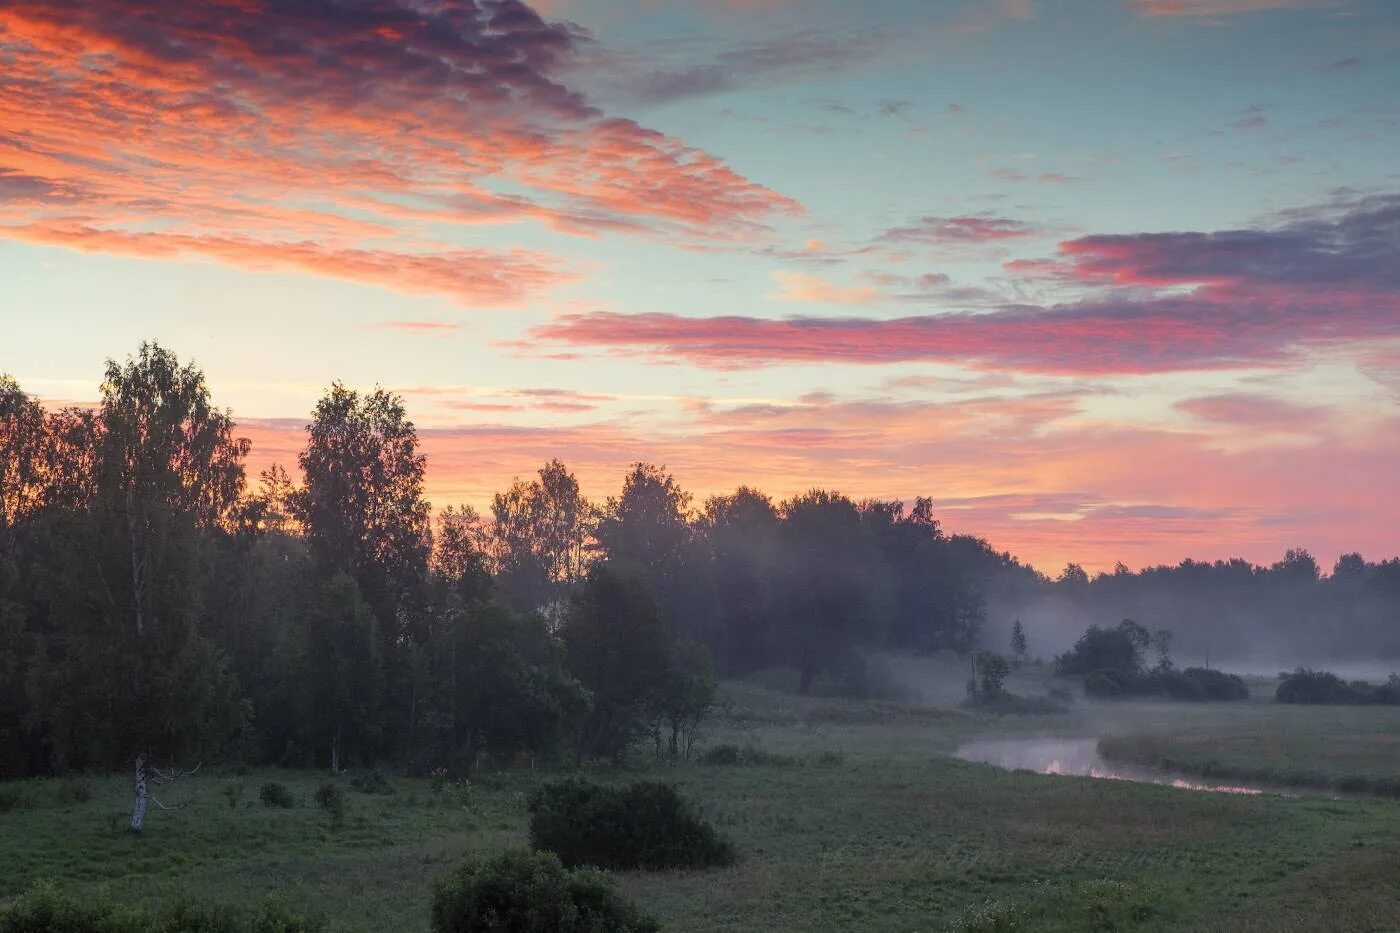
5,678,1400,931
1098,704,1400,796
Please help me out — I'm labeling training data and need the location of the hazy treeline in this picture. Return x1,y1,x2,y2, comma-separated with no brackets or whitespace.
985,554,1400,669
0,343,993,780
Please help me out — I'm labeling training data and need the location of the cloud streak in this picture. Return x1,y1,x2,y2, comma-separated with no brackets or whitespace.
527,194,1400,373
0,0,798,302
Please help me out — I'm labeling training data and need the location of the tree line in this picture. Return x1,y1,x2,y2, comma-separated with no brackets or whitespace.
0,343,993,794
986,552,1400,666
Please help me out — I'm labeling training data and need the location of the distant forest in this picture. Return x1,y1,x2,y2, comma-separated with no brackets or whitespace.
2,343,1398,781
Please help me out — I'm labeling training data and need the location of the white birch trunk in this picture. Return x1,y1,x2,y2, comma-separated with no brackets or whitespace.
330,725,341,774
130,755,147,833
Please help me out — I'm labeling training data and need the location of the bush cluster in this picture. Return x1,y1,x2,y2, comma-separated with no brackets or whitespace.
699,744,804,767
528,779,735,871
430,850,657,933
1276,669,1400,705
0,883,324,933
349,770,395,795
1084,666,1248,701
314,783,346,827
259,781,295,808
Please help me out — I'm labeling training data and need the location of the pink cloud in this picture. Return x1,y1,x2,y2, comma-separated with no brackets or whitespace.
0,0,799,301
526,193,1400,373
1131,0,1334,16
879,215,1043,245
230,387,1400,573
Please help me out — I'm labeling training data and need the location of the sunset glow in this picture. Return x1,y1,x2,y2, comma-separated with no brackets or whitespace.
5,0,1399,573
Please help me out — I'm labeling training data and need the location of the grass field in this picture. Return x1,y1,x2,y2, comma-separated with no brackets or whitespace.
5,662,1400,931
1097,703,1400,796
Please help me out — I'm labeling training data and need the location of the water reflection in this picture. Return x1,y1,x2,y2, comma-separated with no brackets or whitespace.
953,737,1269,795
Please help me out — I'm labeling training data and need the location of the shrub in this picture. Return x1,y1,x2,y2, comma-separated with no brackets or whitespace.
528,779,735,871
314,783,345,827
1275,668,1400,705
350,769,395,795
259,782,295,808
700,743,742,765
700,739,800,762
1084,668,1132,697
56,779,93,805
1151,667,1249,701
430,850,658,933
0,882,325,933
1085,665,1248,701
964,691,1070,715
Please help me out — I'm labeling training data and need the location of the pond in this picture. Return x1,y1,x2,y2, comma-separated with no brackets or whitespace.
952,737,1279,795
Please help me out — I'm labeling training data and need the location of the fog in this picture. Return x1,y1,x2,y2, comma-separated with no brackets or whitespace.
974,549,1400,677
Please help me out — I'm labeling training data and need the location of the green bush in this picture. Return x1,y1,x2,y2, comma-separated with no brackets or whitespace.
259,782,295,808
1276,668,1400,705
349,770,395,795
528,779,735,871
313,783,345,827
0,882,325,933
430,850,657,933
1150,667,1250,701
1083,668,1132,697
699,744,802,767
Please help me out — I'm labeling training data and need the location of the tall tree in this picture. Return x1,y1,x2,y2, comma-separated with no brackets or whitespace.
595,463,713,642
778,490,891,693
299,573,383,772
297,383,430,624
559,565,673,761
25,345,249,829
490,459,591,615
698,487,782,673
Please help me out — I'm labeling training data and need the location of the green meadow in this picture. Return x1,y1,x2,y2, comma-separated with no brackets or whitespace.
6,662,1400,932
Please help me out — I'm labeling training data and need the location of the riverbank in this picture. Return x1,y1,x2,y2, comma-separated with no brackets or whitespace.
5,674,1400,931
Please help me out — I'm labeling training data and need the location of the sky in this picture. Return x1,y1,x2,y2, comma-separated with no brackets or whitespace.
2,0,1399,573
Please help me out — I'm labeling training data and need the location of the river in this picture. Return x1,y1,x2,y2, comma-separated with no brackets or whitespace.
951,736,1283,795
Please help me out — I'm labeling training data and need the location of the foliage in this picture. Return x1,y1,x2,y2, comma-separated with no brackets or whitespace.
489,460,591,615
1010,620,1028,665
974,652,1011,698
1140,667,1249,701
296,573,383,771
0,883,325,933
527,779,735,871
259,782,295,808
429,850,658,933
778,491,892,693
314,782,345,827
558,566,674,762
349,770,395,795
1276,668,1400,705
1055,620,1150,679
425,595,586,773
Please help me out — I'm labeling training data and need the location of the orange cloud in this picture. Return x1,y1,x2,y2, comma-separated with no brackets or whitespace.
771,271,880,305
0,1,799,301
232,385,1400,574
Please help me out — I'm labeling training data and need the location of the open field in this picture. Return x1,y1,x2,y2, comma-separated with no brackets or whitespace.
1098,704,1400,795
5,669,1400,931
